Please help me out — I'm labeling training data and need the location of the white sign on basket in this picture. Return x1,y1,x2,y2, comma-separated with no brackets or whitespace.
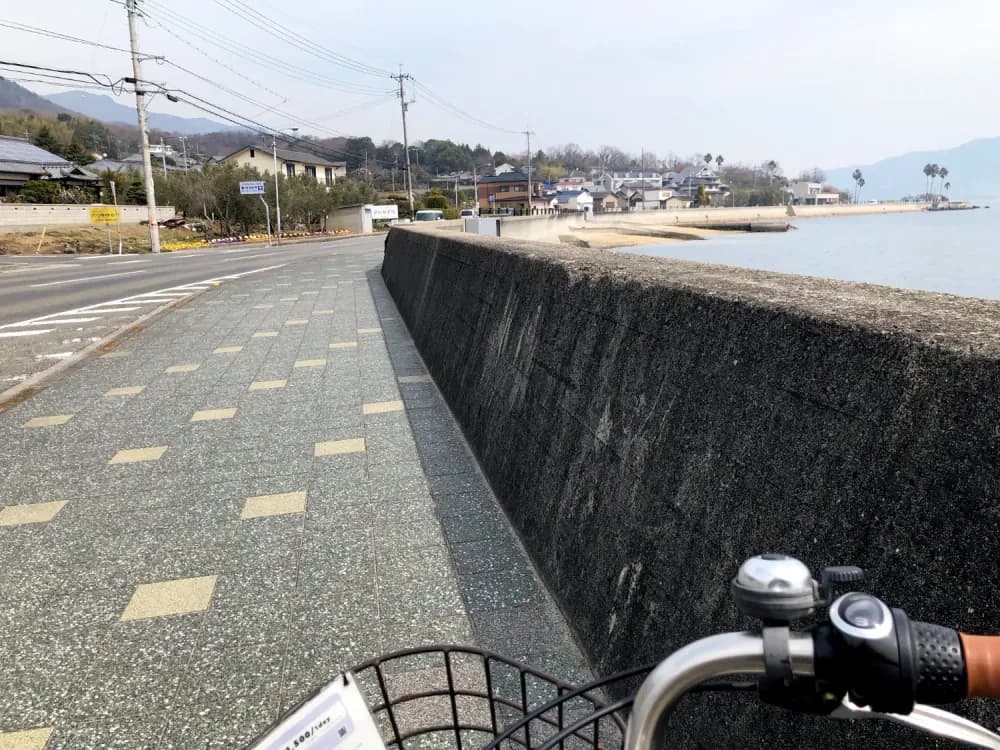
247,672,386,750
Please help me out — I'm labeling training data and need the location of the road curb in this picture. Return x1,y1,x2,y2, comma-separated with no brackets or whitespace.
0,289,206,413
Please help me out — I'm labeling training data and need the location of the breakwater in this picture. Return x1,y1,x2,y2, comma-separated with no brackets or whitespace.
381,227,1000,747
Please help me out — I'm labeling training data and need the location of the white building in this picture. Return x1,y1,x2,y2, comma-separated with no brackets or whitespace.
556,189,593,215
494,162,517,176
787,181,840,205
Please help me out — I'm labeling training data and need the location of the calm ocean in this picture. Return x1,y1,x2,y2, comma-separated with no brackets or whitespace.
619,203,1000,301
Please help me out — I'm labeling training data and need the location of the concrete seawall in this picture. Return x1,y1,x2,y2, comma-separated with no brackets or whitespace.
381,228,1000,746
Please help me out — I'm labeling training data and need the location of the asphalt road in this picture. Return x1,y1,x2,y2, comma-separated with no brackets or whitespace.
0,237,382,326
0,236,384,391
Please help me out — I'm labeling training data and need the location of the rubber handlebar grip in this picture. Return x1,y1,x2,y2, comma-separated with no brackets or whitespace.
913,621,966,704
960,633,1000,699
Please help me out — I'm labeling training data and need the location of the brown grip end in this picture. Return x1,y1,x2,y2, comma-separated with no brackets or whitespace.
960,633,1000,699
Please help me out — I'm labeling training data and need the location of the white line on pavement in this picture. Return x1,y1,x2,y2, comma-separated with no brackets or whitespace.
83,306,142,313
5,317,101,327
0,329,54,337
30,270,148,289
0,263,287,331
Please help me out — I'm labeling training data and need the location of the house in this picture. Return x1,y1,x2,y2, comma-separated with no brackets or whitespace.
0,135,99,199
556,189,594,215
477,172,548,213
786,181,840,205
590,189,628,213
596,170,664,192
493,162,517,176
674,166,729,199
556,173,595,192
221,144,347,186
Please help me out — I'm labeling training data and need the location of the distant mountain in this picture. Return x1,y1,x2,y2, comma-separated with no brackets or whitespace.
826,137,1000,201
0,77,69,113
44,90,235,135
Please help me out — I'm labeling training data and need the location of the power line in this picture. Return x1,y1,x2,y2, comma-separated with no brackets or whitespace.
213,0,391,78
412,80,523,136
0,20,134,55
141,0,394,96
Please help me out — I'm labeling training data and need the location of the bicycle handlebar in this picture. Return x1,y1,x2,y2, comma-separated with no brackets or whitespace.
961,633,1000,699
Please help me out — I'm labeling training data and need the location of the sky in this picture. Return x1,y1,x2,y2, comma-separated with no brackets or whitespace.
1,0,999,174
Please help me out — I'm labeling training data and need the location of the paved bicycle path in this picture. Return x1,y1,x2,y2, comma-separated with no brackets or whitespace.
0,239,587,749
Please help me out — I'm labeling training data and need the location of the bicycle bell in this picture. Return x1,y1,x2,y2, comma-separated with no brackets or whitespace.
732,553,820,623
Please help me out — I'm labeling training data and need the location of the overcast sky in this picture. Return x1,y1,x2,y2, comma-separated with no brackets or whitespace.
2,0,998,173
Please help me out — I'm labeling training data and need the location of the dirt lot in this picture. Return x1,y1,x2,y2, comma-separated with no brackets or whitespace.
0,225,204,255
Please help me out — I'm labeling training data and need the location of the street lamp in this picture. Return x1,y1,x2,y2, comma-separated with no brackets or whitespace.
272,127,298,244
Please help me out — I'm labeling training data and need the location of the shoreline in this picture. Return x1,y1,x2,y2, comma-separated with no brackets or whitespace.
567,202,929,249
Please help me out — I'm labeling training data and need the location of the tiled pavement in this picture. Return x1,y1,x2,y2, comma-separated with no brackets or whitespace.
0,240,588,749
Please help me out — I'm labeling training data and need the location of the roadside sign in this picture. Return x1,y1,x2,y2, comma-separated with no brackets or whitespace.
239,181,266,195
89,206,120,223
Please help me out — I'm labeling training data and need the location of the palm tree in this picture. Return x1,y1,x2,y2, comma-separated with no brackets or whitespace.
766,160,777,185
922,163,934,199
930,164,940,197
703,153,713,167
851,169,863,203
944,181,951,197
856,177,865,203
938,167,948,197
715,154,724,172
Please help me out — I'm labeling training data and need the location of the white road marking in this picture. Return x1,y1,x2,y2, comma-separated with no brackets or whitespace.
104,259,150,266
0,329,53,337
84,306,142,313
0,263,287,331
5,317,101,327
30,270,148,288
36,351,74,360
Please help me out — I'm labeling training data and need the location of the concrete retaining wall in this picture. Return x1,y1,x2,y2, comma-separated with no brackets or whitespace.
382,227,1000,746
0,204,175,233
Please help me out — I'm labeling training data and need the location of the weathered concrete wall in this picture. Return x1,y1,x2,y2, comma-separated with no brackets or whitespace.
382,228,1000,746
0,204,175,232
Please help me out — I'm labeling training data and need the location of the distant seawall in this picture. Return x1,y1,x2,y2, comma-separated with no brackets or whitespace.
381,228,1000,747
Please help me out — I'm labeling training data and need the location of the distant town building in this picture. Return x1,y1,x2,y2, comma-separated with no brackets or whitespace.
556,189,594,215
591,189,628,213
556,173,595,192
493,162,517,176
674,166,729,199
596,170,664,192
786,181,840,205
221,144,347,186
477,172,547,213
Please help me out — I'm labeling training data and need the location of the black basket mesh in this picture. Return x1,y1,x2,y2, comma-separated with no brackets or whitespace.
347,645,654,750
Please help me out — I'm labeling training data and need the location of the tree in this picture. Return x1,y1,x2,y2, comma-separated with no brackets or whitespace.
944,181,951,196
856,177,866,202
766,160,779,184
703,153,713,167
125,181,146,205
695,184,709,207
929,163,940,197
715,154,724,173
922,163,934,198
851,169,863,203
19,180,61,203
937,167,948,197
423,190,448,209
33,125,59,154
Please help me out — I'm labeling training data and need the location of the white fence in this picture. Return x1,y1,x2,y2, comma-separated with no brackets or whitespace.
0,204,176,233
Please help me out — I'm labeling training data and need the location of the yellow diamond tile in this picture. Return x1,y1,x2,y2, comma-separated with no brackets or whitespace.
120,575,218,621
165,363,200,373
362,400,404,415
398,375,432,384
293,358,326,369
0,727,54,750
252,331,279,338
248,379,286,391
357,327,382,334
0,500,67,528
240,490,307,519
285,319,308,326
190,408,237,422
329,341,358,350
213,346,243,354
108,445,167,464
314,438,366,457
104,385,146,397
22,414,73,428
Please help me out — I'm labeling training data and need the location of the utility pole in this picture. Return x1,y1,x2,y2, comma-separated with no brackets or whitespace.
159,137,167,176
454,175,459,209
524,129,535,215
125,0,160,253
272,134,282,245
178,136,188,173
392,67,414,217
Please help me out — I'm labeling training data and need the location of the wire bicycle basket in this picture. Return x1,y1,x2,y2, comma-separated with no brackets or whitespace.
345,645,655,750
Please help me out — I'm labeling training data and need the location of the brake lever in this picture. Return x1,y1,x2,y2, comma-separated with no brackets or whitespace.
830,697,1000,749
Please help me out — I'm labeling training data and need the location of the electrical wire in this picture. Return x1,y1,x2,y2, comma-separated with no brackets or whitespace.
141,0,394,96
0,20,134,55
412,79,523,136
213,0,391,78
